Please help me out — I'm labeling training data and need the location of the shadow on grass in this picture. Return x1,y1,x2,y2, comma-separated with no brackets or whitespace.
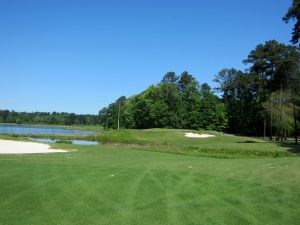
236,140,300,156
278,142,300,154
237,140,264,144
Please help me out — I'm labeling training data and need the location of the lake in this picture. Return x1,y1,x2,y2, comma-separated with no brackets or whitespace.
0,124,98,136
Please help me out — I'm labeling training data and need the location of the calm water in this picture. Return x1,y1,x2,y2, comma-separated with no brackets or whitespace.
27,138,99,145
0,124,98,136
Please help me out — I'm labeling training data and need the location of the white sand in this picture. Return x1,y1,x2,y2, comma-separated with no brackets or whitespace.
184,132,215,138
0,139,67,154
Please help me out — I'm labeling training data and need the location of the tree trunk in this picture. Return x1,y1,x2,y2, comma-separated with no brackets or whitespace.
263,116,266,140
280,86,283,142
117,103,121,130
270,100,273,140
284,130,287,141
293,100,298,144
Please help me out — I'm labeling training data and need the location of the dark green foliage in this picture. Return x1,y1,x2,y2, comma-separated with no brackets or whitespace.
244,40,299,93
0,110,99,126
199,91,228,131
215,40,300,140
98,98,127,129
161,71,179,84
283,0,300,44
99,72,227,131
55,139,72,144
177,71,195,92
214,69,260,135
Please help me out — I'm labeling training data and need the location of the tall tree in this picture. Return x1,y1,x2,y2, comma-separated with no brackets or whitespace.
263,91,293,141
199,88,228,131
283,0,300,44
177,71,195,93
116,96,127,130
161,72,179,84
244,40,300,138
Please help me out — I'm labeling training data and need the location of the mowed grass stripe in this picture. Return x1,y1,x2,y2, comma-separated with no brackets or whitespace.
0,137,299,225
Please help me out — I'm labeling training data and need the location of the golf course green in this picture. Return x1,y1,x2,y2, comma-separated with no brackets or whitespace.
0,129,299,225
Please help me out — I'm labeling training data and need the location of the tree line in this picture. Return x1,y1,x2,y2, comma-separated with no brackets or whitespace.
99,72,228,131
99,41,299,140
0,110,99,126
214,40,300,142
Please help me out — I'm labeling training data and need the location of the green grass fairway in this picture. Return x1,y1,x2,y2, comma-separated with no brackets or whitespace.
0,143,300,224
0,129,300,225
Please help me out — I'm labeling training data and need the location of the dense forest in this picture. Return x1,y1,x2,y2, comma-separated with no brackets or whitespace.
98,73,227,131
214,39,300,140
0,110,99,126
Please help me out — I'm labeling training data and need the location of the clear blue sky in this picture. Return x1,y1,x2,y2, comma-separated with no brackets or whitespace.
0,0,294,114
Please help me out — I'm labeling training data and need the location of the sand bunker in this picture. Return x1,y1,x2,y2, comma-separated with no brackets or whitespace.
185,132,215,138
0,139,66,154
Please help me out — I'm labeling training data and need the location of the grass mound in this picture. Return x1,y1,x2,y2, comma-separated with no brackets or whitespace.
98,129,299,158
